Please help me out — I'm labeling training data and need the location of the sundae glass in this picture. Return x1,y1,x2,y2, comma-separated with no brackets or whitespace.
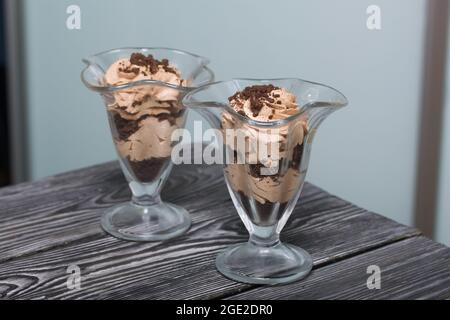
183,79,347,284
81,48,214,241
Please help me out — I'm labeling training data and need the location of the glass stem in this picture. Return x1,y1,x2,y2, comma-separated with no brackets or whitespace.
132,193,162,207
129,178,164,207
249,225,280,247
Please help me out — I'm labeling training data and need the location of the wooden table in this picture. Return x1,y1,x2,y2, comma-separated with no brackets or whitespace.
0,162,449,300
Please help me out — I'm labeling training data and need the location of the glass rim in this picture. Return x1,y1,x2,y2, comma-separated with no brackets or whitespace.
182,78,349,127
81,46,214,93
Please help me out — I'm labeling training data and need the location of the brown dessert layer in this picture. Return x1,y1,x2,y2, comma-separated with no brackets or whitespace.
112,109,183,141
113,113,145,140
128,157,171,183
247,143,305,177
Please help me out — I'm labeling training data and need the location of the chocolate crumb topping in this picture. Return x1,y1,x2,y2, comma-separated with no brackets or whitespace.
129,52,178,75
159,58,177,74
228,84,280,117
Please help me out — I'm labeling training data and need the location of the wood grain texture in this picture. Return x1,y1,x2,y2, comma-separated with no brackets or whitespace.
0,163,227,262
229,236,450,300
0,162,421,299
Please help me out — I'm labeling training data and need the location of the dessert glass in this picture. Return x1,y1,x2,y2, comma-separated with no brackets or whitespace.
81,48,214,241
183,79,347,284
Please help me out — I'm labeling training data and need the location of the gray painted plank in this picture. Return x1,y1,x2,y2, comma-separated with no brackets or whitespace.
229,236,450,300
0,163,420,299
0,163,228,262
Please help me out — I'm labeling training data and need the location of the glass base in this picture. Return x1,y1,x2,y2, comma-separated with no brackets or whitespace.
216,242,313,285
101,201,191,242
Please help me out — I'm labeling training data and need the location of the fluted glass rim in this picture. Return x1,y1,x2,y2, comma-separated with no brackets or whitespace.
182,78,348,127
81,47,214,93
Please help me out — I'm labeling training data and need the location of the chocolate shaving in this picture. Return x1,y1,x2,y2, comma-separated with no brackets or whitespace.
118,66,140,75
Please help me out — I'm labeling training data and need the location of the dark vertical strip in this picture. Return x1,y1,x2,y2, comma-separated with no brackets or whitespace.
4,0,28,182
414,0,449,237
0,0,11,186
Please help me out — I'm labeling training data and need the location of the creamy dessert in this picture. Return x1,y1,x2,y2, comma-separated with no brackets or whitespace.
222,85,308,226
104,53,188,182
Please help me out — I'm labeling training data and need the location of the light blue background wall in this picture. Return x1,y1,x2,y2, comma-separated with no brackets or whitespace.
22,0,426,226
